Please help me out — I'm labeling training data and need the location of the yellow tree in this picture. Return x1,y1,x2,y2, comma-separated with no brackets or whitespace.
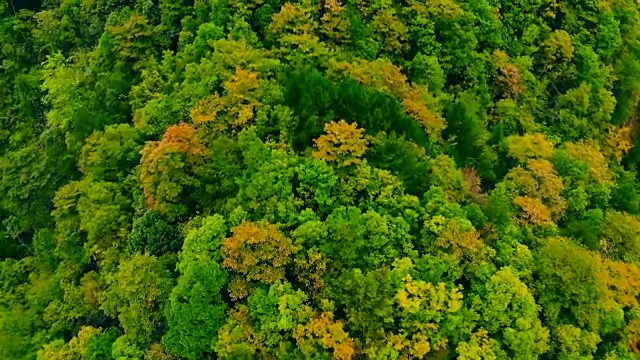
604,125,633,161
505,159,566,225
190,67,262,131
493,50,525,98
456,330,500,360
513,196,553,226
425,216,496,276
37,327,103,360
370,8,409,54
294,311,357,360
389,272,464,358
222,221,299,299
506,133,555,163
312,120,369,167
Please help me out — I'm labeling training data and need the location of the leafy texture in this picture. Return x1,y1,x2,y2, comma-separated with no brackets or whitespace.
3,1,640,359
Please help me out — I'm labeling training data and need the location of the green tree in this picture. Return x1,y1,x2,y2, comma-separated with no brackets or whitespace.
163,215,229,359
128,210,181,256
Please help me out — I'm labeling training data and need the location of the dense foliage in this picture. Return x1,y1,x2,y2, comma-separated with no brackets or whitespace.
3,0,640,359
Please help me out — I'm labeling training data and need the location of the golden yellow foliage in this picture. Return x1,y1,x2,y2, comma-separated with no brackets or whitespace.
108,14,154,64
223,68,262,127
294,312,357,360
505,167,538,194
228,277,253,301
268,2,316,37
604,125,633,161
541,238,640,331
190,94,220,125
389,274,463,357
594,0,612,11
456,329,498,360
434,220,484,259
494,50,525,97
144,343,174,360
396,275,463,314
140,123,207,211
599,259,640,309
513,196,553,226
403,0,464,19
312,120,369,167
79,271,103,311
622,318,640,355
215,305,261,356
37,326,102,360
267,2,331,60
190,67,262,131
506,159,566,224
527,159,566,214
222,221,299,299
543,30,574,63
424,0,464,18
402,86,445,136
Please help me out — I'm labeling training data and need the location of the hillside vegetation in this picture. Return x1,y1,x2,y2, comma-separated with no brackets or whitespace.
3,0,640,359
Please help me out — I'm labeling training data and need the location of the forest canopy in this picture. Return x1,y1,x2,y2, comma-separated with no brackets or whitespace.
3,0,640,359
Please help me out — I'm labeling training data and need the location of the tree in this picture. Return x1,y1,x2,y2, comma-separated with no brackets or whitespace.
221,220,298,299
79,124,143,182
534,237,640,334
312,120,369,168
329,58,445,137
128,210,181,256
389,260,465,358
140,123,208,219
506,133,555,163
601,211,640,263
190,66,263,131
456,330,501,360
293,310,357,360
5,0,640,358
503,159,566,225
476,267,549,358
553,325,600,360
37,326,103,360
103,254,173,344
163,215,229,359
